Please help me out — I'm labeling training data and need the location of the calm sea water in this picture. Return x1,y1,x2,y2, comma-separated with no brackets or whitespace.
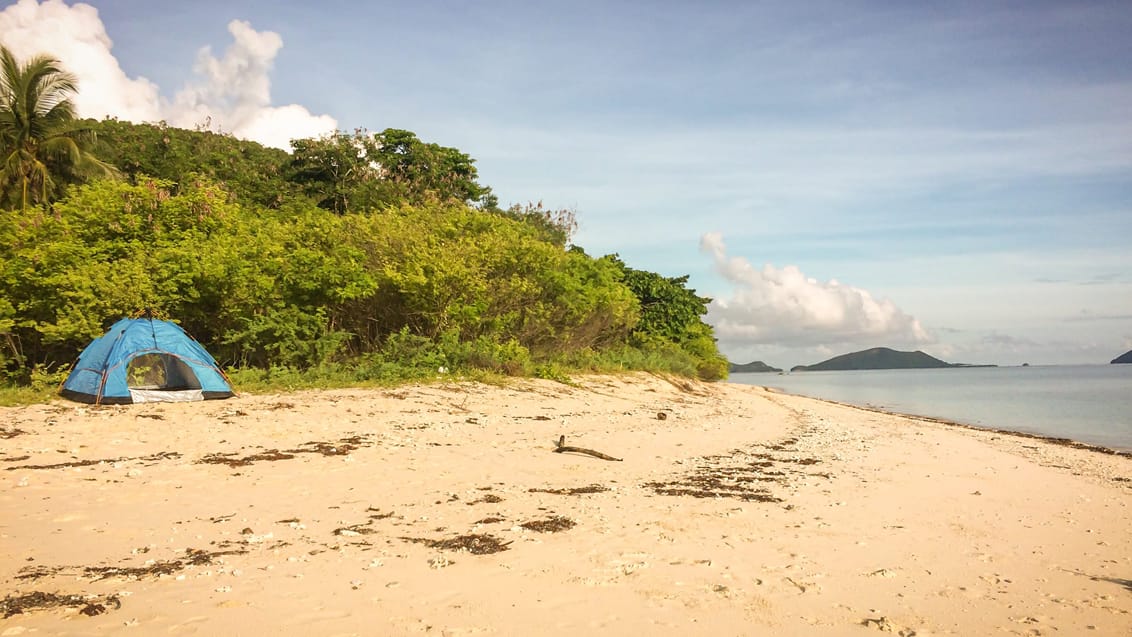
729,364,1132,451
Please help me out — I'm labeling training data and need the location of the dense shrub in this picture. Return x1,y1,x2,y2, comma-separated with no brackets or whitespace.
1,119,727,389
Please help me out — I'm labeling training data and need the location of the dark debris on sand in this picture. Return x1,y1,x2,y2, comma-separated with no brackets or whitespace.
520,516,576,533
199,450,294,466
644,438,826,503
333,522,377,536
528,484,610,496
467,493,504,505
5,451,181,471
198,434,374,467
15,548,247,583
401,533,513,555
1,591,122,618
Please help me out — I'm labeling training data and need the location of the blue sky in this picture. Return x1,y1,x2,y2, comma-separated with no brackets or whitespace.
3,0,1130,367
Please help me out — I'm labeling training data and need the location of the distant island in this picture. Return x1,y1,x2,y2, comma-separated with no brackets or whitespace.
791,347,995,372
728,360,783,373
1113,350,1132,364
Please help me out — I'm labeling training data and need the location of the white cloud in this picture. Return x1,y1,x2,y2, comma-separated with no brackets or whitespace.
701,231,933,350
0,0,336,149
165,19,336,149
0,0,160,121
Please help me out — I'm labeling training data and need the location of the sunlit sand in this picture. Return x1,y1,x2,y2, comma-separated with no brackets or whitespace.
2,374,1129,635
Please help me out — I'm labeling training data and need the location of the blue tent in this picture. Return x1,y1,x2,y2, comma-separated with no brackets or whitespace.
61,317,234,405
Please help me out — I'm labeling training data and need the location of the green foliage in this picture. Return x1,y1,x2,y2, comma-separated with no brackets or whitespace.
0,47,115,209
533,362,574,384
1,178,647,381
371,128,497,209
496,201,578,247
0,362,70,404
288,130,376,214
335,203,638,358
0,295,19,373
0,87,729,393
368,328,449,376
607,256,728,381
28,363,68,393
443,333,532,376
0,178,372,371
288,128,497,214
88,119,295,208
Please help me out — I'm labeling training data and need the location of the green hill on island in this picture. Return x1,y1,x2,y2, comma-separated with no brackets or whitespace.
1112,350,1132,364
728,360,783,373
0,46,728,397
791,347,982,372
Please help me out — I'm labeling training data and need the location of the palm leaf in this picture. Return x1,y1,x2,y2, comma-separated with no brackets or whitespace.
0,46,116,209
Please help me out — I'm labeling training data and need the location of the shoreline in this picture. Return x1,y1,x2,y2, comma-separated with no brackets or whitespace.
760,385,1132,458
2,373,1130,635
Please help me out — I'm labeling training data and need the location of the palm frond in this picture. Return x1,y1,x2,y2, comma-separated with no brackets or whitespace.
0,46,116,208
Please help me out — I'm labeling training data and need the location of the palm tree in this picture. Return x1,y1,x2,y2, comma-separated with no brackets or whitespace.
0,46,114,210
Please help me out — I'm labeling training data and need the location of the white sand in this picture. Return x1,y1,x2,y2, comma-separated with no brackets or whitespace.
1,374,1129,635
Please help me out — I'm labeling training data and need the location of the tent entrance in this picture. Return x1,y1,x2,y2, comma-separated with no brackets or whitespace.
126,353,205,403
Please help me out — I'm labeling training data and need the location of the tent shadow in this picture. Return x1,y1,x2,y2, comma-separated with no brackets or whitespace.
1064,568,1132,593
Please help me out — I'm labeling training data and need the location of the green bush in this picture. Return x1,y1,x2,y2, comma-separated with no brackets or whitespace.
1,117,730,395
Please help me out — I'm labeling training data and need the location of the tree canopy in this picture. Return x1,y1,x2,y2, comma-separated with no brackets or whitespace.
88,118,294,208
0,51,726,388
289,128,497,214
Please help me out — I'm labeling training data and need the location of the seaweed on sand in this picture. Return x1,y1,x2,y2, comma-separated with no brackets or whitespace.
401,533,513,555
528,484,609,495
520,516,576,533
198,435,374,467
1,591,121,618
15,547,247,583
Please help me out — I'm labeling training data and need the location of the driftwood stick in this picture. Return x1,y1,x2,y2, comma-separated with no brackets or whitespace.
553,435,623,462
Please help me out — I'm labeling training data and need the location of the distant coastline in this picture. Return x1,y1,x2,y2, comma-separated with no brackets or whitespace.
727,360,782,374
790,347,994,372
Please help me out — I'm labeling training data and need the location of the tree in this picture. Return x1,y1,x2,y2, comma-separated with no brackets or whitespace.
288,128,497,214
0,46,114,209
289,129,378,214
371,128,497,209
498,201,577,246
88,118,294,208
607,256,728,380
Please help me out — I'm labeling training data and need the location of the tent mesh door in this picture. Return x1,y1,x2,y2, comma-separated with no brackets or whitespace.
127,354,202,391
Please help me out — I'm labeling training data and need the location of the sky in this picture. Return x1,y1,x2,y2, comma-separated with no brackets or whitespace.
3,0,1130,368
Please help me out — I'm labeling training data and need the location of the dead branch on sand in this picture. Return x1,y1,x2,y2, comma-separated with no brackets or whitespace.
553,435,622,462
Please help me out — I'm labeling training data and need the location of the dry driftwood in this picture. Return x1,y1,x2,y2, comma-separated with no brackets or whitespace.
553,435,622,462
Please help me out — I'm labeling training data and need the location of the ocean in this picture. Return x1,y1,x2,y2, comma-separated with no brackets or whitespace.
728,364,1132,452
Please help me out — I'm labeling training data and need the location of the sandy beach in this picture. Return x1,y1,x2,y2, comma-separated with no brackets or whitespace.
2,373,1129,636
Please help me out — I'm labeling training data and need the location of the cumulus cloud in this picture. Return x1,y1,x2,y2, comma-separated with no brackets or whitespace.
165,20,336,149
700,232,933,349
0,0,335,149
0,0,160,121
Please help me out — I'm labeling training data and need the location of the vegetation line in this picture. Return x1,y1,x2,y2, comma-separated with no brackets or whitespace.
0,46,727,404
